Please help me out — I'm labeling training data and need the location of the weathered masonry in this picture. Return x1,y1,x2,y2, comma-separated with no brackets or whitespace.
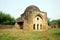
15,5,48,31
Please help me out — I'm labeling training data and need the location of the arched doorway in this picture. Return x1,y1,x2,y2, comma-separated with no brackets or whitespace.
33,24,35,30
33,14,43,30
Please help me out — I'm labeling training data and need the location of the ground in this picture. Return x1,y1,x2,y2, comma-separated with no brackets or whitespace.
0,28,60,40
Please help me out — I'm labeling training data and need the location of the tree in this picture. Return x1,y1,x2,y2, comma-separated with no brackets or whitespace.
57,19,60,26
47,18,51,26
0,11,16,25
16,17,21,22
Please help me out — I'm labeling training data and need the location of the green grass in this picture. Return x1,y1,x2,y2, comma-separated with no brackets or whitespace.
0,28,60,40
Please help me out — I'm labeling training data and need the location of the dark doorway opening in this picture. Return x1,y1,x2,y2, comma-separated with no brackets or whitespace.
37,24,39,30
40,24,42,29
17,22,24,29
33,24,35,30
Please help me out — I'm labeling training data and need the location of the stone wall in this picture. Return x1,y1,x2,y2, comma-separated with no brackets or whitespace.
0,25,14,29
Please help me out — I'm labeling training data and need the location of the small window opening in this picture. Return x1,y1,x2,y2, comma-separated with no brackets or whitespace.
37,18,39,20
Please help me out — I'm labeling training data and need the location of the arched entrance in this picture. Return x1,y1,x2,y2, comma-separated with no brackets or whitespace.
33,14,43,30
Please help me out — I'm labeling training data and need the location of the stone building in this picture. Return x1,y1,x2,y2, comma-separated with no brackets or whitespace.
15,5,48,31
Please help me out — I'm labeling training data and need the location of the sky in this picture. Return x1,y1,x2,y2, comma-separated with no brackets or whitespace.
0,0,60,20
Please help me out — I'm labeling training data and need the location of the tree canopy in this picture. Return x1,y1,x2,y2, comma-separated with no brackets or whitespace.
16,17,22,22
0,11,16,25
48,18,60,26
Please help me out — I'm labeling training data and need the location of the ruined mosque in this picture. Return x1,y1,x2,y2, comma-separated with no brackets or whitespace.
15,5,48,31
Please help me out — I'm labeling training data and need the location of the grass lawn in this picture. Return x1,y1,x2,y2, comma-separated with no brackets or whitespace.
0,28,60,40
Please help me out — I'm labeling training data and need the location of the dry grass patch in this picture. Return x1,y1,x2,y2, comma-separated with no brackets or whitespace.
0,28,60,40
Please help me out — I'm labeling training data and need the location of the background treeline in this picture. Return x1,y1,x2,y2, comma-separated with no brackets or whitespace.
48,18,60,26
0,11,16,25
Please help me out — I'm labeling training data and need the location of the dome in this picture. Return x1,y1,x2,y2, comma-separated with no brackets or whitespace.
25,5,40,12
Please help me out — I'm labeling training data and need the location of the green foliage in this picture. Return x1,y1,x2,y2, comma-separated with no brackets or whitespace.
16,17,21,22
48,18,60,26
51,20,58,24
48,18,51,26
57,19,60,25
50,19,60,25
0,11,16,25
